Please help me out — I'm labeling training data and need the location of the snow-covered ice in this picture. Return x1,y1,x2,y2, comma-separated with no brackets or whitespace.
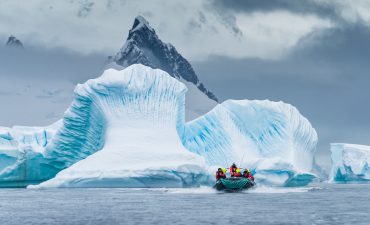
329,143,370,183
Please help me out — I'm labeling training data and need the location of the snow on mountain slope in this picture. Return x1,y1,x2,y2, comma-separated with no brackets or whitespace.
182,100,318,186
33,64,210,188
111,16,217,121
329,143,370,183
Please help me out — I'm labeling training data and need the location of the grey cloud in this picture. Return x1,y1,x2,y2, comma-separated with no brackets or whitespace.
210,0,343,23
77,0,95,18
0,44,106,83
0,43,107,127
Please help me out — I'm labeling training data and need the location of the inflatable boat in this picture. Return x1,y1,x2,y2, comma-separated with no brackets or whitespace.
214,177,255,191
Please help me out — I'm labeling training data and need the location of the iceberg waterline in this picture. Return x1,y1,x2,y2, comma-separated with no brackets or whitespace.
0,64,319,187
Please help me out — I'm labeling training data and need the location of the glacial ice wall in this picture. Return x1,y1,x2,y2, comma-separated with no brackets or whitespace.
0,122,61,186
330,143,370,183
33,65,210,188
181,100,318,186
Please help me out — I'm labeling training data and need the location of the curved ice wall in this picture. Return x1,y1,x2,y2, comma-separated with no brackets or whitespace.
181,100,318,186
34,65,209,188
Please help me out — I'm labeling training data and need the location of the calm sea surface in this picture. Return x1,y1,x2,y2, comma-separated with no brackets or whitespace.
0,184,369,225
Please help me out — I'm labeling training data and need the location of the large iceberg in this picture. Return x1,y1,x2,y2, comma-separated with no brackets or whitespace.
329,143,370,183
1,64,319,187
31,64,210,188
182,100,318,186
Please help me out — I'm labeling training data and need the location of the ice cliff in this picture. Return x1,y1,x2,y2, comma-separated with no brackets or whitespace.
0,64,318,188
0,122,61,186
329,143,370,183
30,64,210,188
182,100,318,186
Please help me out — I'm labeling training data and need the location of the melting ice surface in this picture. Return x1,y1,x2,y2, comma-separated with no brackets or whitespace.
0,64,319,188
330,143,370,183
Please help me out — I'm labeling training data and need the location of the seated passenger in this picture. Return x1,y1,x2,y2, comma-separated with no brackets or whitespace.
243,169,254,181
216,168,226,180
230,163,242,177
234,168,241,177
229,163,238,177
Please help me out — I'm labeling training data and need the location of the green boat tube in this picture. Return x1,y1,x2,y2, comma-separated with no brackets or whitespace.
214,177,255,191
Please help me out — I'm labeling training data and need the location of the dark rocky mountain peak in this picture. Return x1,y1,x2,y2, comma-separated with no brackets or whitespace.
6,35,23,48
113,16,218,102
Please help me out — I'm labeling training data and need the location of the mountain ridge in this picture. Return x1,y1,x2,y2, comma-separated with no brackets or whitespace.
113,16,218,102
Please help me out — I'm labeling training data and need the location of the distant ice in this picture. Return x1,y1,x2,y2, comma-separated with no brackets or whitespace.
330,143,370,183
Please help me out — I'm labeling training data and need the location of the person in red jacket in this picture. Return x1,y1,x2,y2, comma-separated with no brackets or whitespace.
216,168,226,180
243,169,254,181
230,163,241,177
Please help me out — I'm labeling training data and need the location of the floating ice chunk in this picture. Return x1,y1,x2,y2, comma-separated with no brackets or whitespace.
330,143,370,183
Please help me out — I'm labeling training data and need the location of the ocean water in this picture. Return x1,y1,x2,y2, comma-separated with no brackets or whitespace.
0,184,369,225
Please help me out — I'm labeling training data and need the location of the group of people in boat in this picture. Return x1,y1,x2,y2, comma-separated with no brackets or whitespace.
215,163,254,181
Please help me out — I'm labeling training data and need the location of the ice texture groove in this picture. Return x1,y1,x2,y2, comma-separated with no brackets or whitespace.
182,100,318,186
32,64,210,188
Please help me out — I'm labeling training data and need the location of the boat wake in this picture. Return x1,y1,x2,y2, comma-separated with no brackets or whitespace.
248,185,321,194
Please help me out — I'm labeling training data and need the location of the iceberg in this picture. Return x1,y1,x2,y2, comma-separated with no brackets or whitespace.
32,64,210,188
1,64,319,188
329,143,370,183
182,100,318,186
0,122,61,186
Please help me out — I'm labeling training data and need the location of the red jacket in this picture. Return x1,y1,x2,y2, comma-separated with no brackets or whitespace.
216,171,226,180
230,166,241,177
230,166,236,177
243,172,254,181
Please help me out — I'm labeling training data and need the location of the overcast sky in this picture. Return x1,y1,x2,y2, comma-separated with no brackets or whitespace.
1,0,370,171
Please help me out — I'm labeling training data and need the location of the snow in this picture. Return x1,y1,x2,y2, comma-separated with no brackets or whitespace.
130,16,155,33
329,143,370,183
0,64,318,188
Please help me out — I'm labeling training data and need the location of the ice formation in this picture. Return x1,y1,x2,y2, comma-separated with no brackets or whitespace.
329,143,370,183
0,122,61,187
182,100,318,186
32,64,210,188
1,64,319,188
